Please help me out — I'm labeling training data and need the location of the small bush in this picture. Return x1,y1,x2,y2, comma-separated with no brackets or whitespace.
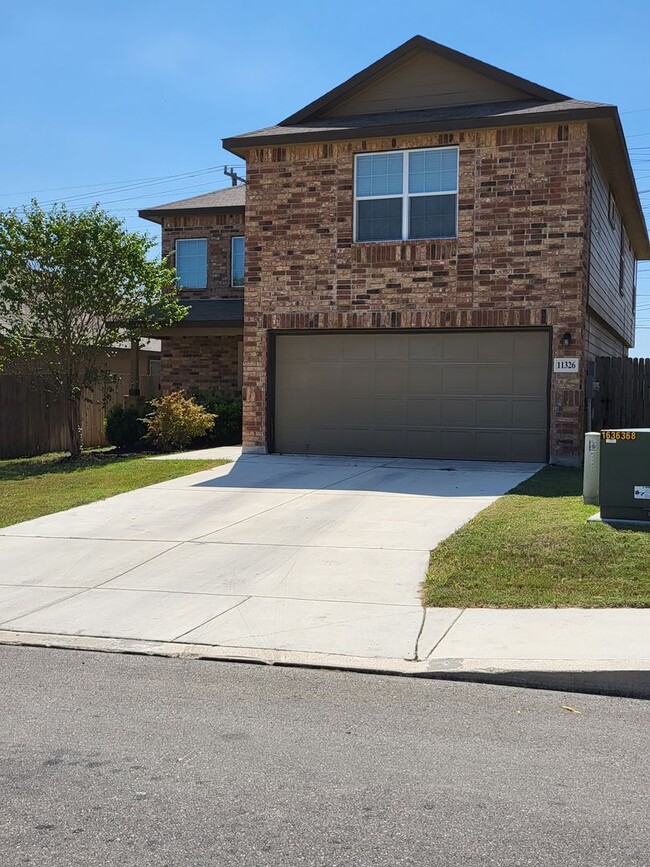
104,404,147,450
143,391,216,452
191,390,242,446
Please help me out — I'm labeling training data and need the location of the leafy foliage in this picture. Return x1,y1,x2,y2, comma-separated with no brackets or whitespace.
143,391,216,452
104,404,149,450
0,201,187,456
191,390,242,445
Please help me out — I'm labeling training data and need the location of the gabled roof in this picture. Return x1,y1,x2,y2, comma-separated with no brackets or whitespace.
281,35,568,125
222,36,648,259
139,185,245,224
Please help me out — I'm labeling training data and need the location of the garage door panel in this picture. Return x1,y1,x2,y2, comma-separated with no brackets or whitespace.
375,398,406,424
310,395,343,425
374,363,408,394
513,366,548,395
441,366,477,395
407,398,441,426
371,428,402,454
374,334,408,360
406,429,442,457
407,335,443,360
308,364,343,390
276,364,313,390
442,332,479,362
407,365,443,395
514,331,547,361
438,430,476,458
277,426,310,453
440,398,476,427
475,431,517,461
477,331,514,361
341,396,373,425
477,366,514,395
275,331,549,461
476,399,512,428
342,337,374,360
275,393,308,426
341,364,372,394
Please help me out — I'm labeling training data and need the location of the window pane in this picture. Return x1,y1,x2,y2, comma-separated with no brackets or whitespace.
231,236,245,286
356,152,403,197
176,239,207,289
408,148,458,194
356,198,402,242
409,194,457,239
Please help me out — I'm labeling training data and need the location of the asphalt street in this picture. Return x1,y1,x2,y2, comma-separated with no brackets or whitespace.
1,646,648,866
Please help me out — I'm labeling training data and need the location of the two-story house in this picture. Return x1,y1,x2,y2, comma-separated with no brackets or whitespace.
140,36,648,466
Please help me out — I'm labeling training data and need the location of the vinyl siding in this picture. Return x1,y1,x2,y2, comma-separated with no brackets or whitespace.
585,313,628,361
325,50,529,116
587,148,636,346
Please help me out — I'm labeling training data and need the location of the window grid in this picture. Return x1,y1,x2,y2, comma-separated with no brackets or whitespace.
354,147,459,242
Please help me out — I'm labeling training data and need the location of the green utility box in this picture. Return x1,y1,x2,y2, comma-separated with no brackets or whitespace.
599,429,650,522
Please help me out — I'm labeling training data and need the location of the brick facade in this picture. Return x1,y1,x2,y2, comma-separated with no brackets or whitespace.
159,211,244,398
162,213,245,301
242,123,590,464
161,335,241,395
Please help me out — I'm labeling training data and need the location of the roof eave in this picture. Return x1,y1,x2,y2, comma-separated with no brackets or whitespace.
223,105,614,154
589,111,650,260
139,205,246,223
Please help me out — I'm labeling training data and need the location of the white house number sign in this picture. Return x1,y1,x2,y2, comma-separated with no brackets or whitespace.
553,357,579,373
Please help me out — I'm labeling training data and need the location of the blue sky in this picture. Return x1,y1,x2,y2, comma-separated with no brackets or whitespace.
2,0,649,354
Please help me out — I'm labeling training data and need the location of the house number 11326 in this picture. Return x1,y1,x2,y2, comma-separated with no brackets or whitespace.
553,357,579,373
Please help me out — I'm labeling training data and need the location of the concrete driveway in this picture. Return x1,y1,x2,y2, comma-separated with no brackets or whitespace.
0,452,541,659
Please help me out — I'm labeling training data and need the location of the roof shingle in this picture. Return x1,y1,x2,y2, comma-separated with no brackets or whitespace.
139,185,245,222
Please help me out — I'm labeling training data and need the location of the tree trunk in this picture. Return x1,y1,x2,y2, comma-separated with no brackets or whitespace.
67,395,82,459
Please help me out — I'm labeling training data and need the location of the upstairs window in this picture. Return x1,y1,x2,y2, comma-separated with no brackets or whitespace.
175,239,207,289
354,147,458,242
608,189,617,227
231,236,245,287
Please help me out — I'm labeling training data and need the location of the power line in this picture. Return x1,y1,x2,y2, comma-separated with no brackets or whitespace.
0,165,245,199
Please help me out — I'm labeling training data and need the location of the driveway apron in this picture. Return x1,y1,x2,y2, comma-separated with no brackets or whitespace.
0,453,541,658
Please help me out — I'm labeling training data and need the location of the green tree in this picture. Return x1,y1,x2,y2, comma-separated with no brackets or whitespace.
0,201,186,458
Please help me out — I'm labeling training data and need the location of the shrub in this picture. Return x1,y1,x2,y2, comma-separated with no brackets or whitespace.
191,390,242,446
104,404,147,450
143,391,216,452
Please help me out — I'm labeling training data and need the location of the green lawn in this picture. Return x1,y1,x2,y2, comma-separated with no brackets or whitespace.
0,451,229,528
424,466,650,608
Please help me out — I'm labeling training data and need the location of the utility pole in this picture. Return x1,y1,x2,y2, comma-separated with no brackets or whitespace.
224,167,244,186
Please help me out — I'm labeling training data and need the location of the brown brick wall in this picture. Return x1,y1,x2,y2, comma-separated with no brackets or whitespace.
242,122,591,464
162,212,245,301
160,335,242,395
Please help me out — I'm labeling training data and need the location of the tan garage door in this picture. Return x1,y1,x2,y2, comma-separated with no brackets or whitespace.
274,331,549,462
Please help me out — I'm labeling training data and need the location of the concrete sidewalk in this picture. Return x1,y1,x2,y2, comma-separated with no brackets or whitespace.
0,449,647,696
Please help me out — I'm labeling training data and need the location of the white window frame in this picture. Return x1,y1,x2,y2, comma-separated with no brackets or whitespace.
231,235,245,288
175,238,208,289
353,146,459,243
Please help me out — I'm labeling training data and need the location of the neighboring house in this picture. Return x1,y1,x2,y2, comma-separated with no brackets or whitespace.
139,188,245,397
139,36,649,465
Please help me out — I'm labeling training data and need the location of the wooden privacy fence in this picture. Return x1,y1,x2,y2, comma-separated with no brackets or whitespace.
589,356,650,431
0,374,160,459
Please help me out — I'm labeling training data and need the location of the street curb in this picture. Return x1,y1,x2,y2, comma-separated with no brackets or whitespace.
0,630,647,699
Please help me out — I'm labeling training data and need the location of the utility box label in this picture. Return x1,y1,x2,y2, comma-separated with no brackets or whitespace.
554,357,579,373
634,486,650,500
